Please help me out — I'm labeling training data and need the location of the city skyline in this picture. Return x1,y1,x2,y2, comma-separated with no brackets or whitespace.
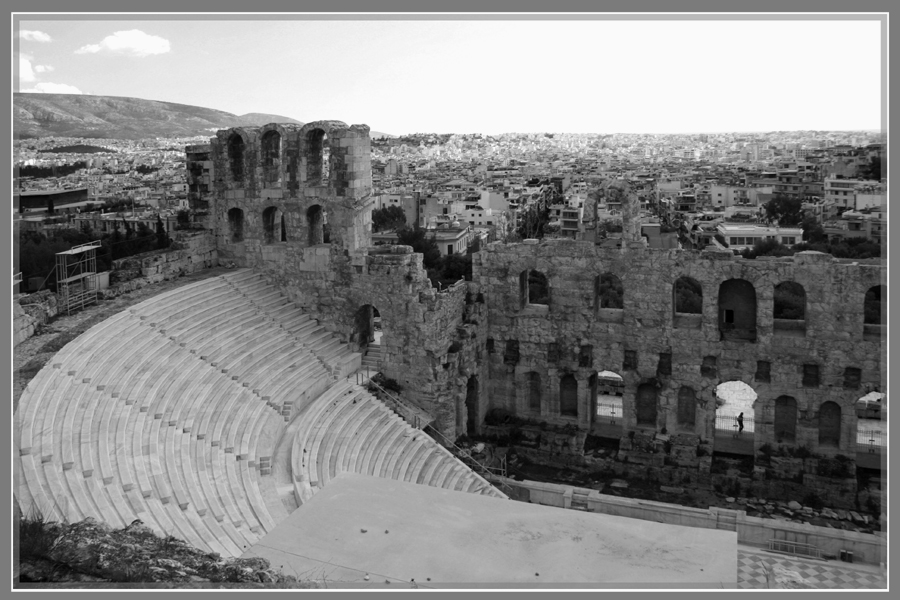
14,16,884,136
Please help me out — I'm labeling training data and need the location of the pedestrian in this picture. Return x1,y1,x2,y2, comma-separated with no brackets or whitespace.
737,412,744,434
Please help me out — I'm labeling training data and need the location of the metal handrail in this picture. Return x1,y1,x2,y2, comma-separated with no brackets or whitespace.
362,371,511,497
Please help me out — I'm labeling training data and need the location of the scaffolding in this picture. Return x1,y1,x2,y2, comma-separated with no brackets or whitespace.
56,241,101,315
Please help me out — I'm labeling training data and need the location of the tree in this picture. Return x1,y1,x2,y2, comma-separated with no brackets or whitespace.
156,215,170,249
372,205,407,232
763,194,803,227
396,226,441,270
740,239,795,259
801,214,826,243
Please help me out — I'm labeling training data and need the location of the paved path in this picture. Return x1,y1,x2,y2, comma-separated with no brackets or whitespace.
737,547,886,589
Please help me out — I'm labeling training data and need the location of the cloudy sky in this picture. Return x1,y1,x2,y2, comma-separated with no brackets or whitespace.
15,17,884,135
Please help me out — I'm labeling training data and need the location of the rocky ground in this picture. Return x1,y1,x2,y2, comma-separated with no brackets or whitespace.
16,516,315,588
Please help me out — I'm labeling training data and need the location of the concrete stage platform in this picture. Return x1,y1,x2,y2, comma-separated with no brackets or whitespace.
242,473,737,589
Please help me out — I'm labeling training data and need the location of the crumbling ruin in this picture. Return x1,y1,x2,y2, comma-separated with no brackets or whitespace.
186,121,886,489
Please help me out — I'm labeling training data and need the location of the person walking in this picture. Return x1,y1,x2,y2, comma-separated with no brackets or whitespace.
737,412,744,434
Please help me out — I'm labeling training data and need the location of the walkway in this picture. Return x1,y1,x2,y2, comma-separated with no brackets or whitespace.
736,546,886,589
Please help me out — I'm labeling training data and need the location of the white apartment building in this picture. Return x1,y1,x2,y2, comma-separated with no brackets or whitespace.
715,223,803,251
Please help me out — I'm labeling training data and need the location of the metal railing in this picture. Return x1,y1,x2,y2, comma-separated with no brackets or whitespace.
768,539,822,560
715,413,755,434
360,370,511,497
858,429,886,449
596,402,623,422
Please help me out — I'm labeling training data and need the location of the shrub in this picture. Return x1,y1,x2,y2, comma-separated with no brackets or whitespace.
18,508,61,562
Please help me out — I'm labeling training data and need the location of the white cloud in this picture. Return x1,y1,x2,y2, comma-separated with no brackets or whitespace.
19,54,36,82
75,29,171,57
34,64,54,73
20,82,83,94
20,30,52,43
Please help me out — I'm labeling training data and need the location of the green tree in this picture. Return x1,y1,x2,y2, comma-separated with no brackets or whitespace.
396,226,441,270
674,278,703,314
372,205,407,232
740,239,795,259
156,215,170,249
764,194,803,227
801,214,826,243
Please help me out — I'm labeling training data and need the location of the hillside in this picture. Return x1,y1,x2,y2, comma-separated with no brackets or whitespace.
13,93,305,140
14,93,394,140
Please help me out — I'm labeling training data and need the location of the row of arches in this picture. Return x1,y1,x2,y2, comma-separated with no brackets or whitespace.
226,128,331,186
517,269,885,332
226,205,326,246
520,371,848,447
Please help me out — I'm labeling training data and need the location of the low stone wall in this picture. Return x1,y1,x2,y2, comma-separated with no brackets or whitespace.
13,303,38,347
110,231,217,286
493,477,887,565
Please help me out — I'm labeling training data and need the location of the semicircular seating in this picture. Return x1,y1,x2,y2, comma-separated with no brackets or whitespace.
15,268,505,559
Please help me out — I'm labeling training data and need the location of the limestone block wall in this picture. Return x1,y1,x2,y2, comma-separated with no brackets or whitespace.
475,239,886,458
14,303,38,346
110,231,218,284
205,121,374,264
258,244,481,437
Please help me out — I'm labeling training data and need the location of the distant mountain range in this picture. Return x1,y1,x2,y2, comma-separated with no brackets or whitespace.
14,93,393,140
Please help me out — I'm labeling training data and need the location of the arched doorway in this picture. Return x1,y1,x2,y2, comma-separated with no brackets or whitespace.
227,133,244,182
227,208,244,243
774,396,798,443
718,279,757,341
307,204,324,246
715,380,757,436
465,375,478,436
559,373,578,417
306,128,330,185
261,129,281,187
354,304,382,349
818,401,841,447
677,386,697,431
262,206,280,244
593,370,624,423
635,383,658,427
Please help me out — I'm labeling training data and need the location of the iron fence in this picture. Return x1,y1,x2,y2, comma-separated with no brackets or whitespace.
715,413,756,434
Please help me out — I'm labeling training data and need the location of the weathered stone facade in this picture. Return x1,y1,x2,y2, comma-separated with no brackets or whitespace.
189,122,886,476
474,238,886,461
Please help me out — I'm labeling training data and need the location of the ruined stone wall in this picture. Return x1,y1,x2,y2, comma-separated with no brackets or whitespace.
205,121,373,265
110,231,218,285
474,238,886,459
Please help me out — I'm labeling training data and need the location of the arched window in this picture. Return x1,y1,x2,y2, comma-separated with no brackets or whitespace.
596,273,624,310
774,281,806,335
560,374,578,417
718,279,757,341
307,205,324,246
818,401,841,447
262,206,278,244
774,396,797,443
636,383,658,427
677,386,696,428
673,276,702,328
527,372,542,413
864,285,885,325
227,208,244,242
261,130,281,187
280,214,287,242
528,270,549,305
306,128,329,185
227,134,244,182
